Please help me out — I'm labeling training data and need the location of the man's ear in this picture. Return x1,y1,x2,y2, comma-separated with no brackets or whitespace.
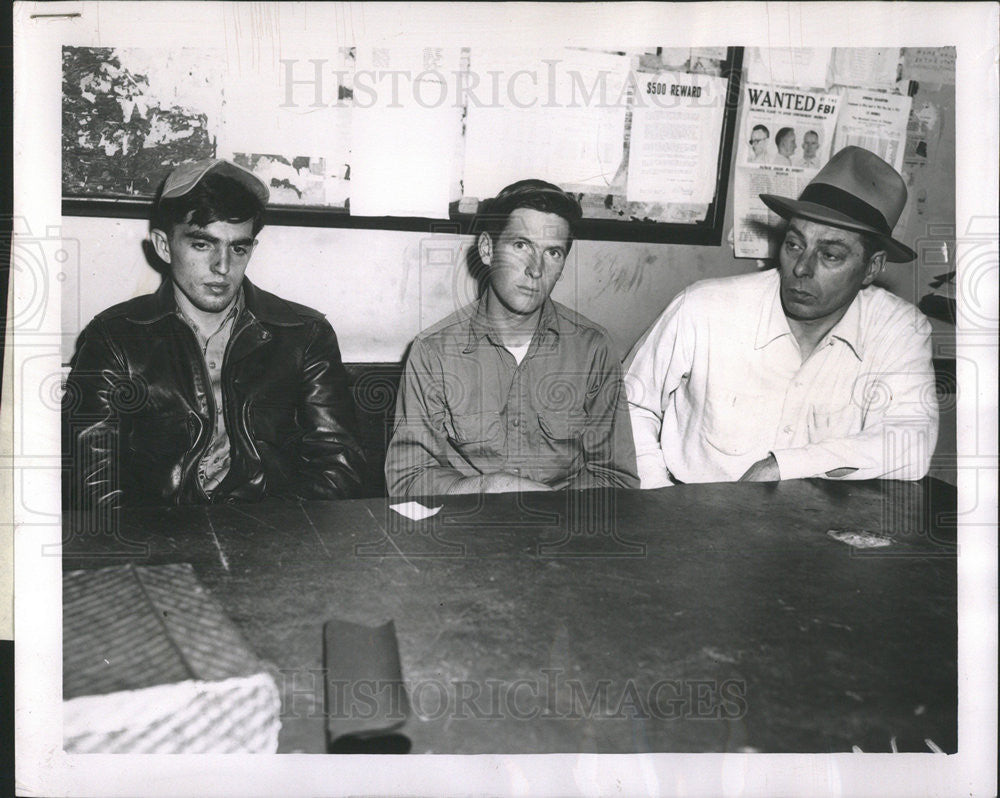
150,228,172,265
476,232,493,267
862,251,887,286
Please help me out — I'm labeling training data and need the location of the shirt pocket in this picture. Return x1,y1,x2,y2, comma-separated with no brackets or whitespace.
701,388,764,456
444,410,503,461
535,412,584,470
807,401,862,443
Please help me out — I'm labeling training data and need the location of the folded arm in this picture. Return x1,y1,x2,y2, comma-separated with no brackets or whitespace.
384,340,470,498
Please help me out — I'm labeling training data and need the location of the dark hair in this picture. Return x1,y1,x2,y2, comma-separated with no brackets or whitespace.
151,172,266,236
751,124,769,137
478,179,583,253
775,127,795,147
859,231,886,263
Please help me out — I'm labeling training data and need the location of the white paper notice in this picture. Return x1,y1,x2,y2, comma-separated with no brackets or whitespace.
732,82,842,258
625,70,728,205
830,48,901,87
901,47,956,86
462,48,630,198
746,47,832,89
218,49,353,207
349,46,462,218
389,502,443,521
831,88,911,172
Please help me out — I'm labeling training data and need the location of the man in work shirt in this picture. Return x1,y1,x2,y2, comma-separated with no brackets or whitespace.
385,179,638,497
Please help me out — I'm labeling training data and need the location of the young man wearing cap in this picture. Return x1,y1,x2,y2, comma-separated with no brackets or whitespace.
625,147,938,486
65,159,365,508
385,179,638,497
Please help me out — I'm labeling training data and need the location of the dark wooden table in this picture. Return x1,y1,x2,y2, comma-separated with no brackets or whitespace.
63,478,957,754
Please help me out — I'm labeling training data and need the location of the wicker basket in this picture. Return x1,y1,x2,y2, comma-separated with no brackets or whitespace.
63,562,280,753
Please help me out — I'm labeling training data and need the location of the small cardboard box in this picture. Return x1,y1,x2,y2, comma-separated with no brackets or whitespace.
63,562,280,753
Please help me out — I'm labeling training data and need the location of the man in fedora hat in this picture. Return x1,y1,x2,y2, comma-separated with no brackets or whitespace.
625,147,938,486
65,159,366,508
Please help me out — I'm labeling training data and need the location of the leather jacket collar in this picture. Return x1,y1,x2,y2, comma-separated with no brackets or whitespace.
125,278,307,327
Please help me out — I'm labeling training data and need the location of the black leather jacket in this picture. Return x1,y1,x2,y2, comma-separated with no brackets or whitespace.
64,278,366,508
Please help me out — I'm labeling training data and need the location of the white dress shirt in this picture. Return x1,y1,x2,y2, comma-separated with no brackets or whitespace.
625,270,938,487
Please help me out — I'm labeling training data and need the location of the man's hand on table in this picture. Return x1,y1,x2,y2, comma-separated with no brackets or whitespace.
739,454,780,482
447,473,554,494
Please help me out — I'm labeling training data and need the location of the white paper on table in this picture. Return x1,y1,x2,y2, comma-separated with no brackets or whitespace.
462,48,630,199
349,46,462,218
389,502,443,521
830,48,901,88
832,88,911,173
625,71,728,205
746,47,832,89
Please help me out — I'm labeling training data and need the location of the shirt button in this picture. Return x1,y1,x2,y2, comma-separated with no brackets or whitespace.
512,419,520,427
783,425,792,434
208,361,217,369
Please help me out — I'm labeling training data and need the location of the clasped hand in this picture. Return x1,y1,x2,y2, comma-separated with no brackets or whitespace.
448,472,554,494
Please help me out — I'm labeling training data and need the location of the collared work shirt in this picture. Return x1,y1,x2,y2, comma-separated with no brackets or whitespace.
624,270,938,487
385,298,639,498
175,289,244,496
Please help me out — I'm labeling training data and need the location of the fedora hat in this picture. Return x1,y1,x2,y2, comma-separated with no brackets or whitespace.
760,146,915,262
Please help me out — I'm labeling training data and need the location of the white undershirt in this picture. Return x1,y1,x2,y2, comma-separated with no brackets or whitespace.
505,342,530,364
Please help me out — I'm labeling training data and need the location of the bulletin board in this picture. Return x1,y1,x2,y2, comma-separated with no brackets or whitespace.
61,45,744,245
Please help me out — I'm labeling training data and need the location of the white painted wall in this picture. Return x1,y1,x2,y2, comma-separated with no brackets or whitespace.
59,214,758,363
